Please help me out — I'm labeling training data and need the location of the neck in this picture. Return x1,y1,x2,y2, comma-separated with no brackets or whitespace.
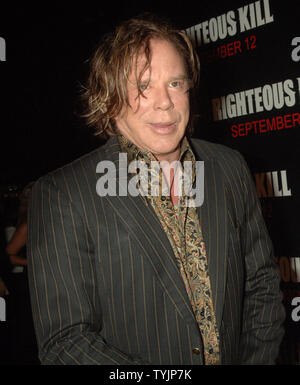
154,147,181,163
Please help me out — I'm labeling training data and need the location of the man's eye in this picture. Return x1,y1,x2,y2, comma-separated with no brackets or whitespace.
139,83,148,91
170,81,182,88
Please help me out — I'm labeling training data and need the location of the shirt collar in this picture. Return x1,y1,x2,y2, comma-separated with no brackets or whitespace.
118,135,195,164
117,135,197,187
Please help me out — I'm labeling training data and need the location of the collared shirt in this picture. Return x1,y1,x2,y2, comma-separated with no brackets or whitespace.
118,135,220,365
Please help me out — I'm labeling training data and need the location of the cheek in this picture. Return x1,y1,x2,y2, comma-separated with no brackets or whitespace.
177,96,190,120
127,93,150,117
135,95,151,112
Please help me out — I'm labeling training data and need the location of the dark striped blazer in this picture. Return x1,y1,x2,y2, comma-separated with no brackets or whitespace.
27,136,285,365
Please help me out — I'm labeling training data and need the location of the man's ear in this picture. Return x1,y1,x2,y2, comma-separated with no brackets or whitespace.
114,105,126,121
113,115,123,134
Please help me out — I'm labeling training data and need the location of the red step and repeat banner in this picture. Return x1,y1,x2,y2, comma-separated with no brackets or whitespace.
182,0,299,364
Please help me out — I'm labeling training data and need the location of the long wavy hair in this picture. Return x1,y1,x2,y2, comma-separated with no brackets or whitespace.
79,14,200,139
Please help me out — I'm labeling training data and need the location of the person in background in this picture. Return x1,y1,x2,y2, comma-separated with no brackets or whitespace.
0,200,9,297
0,278,8,297
5,183,39,365
6,184,33,267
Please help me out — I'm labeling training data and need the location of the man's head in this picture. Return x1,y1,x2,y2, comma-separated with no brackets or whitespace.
81,14,200,159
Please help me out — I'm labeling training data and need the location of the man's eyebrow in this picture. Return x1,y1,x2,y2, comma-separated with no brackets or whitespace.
128,74,189,86
141,74,189,82
168,74,189,80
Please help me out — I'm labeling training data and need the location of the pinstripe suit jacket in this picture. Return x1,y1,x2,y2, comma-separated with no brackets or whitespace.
27,136,285,365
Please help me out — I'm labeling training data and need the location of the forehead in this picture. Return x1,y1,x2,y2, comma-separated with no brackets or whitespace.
131,38,187,77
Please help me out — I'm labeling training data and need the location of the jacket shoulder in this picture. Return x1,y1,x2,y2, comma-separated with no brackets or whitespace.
33,143,109,201
190,138,241,161
190,138,255,193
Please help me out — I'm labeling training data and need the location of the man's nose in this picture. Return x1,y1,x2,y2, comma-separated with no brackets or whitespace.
153,86,174,111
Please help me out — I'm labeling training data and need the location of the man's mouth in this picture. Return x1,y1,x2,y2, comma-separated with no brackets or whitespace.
149,122,176,133
150,121,175,127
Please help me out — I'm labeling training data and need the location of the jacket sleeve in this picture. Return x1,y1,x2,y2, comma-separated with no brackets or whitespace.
27,176,148,365
236,152,286,364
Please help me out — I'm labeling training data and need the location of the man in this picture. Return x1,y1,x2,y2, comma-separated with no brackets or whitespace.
27,15,285,365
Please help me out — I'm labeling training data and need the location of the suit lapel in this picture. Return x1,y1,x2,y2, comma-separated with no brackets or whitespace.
193,144,228,331
100,137,199,328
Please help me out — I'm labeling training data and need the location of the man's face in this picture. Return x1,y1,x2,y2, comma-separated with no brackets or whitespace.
115,38,190,162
